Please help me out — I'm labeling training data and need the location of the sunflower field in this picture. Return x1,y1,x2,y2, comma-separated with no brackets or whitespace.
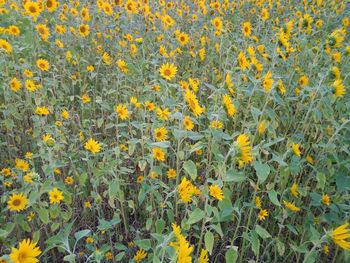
1,0,350,262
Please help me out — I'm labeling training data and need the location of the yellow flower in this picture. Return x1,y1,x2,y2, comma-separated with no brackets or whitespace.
292,143,301,157
85,138,101,154
24,1,41,18
299,75,309,87
306,155,314,165
223,94,236,117
0,38,12,53
7,193,28,212
183,116,194,131
331,223,350,250
212,17,223,31
15,158,29,172
242,21,252,37
258,209,268,220
134,249,147,262
45,0,59,12
177,32,189,46
152,147,166,162
236,134,253,164
255,196,261,208
9,77,22,92
116,104,129,120
154,127,168,141
209,184,224,201
82,94,91,104
105,252,113,260
85,201,92,208
333,79,346,98
184,88,204,117
36,24,50,41
35,106,50,116
210,120,223,129
117,59,129,73
178,177,200,203
283,200,300,212
61,110,70,120
65,176,74,185
159,62,177,81
169,223,193,262
322,194,330,206
86,237,94,244
198,249,209,263
10,239,41,263
49,187,64,204
79,24,90,37
290,182,298,197
262,71,274,92
167,169,177,179
156,107,171,121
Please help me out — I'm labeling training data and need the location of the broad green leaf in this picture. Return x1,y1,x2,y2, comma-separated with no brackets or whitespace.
254,162,270,183
255,225,271,239
204,231,214,255
183,160,197,180
74,229,91,241
268,190,281,206
225,247,238,263
187,208,205,225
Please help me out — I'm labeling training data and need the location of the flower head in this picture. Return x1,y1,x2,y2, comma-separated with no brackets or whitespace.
10,239,41,263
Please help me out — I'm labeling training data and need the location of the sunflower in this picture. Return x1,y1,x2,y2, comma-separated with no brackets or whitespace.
258,209,268,220
49,187,64,204
36,24,50,41
9,239,41,263
177,32,189,46
291,143,301,157
322,194,330,206
79,24,90,37
183,116,194,130
159,62,177,81
236,134,253,164
25,80,36,92
331,223,350,250
36,59,50,71
299,75,309,87
102,2,113,15
7,193,28,212
283,200,300,212
0,39,12,53
333,79,345,97
154,127,168,141
10,77,22,92
45,0,58,12
84,138,101,154
242,21,252,37
156,107,171,121
35,106,50,116
209,184,224,201
115,104,129,120
212,17,223,31
15,158,29,172
65,176,74,185
82,94,91,104
152,147,166,162
134,249,147,262
167,169,177,179
24,1,41,18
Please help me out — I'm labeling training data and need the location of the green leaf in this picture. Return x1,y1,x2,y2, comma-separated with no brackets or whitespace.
316,172,326,190
255,225,271,239
268,190,281,207
254,162,270,183
74,229,91,241
187,208,205,225
250,230,260,256
115,252,125,261
183,160,197,180
38,208,50,224
204,231,214,255
155,219,165,234
225,247,238,263
223,169,245,183
134,239,151,250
